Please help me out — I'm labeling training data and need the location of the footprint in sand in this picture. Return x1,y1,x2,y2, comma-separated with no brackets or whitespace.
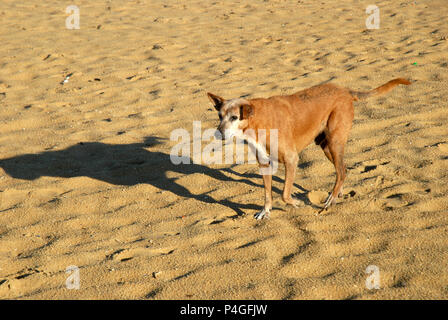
308,189,356,206
307,190,329,206
352,160,390,175
106,247,175,262
106,250,134,262
437,143,448,153
381,193,408,210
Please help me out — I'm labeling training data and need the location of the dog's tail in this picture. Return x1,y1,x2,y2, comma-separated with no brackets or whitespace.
350,78,411,101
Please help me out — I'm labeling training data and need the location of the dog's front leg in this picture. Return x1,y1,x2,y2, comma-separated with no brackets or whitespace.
282,154,300,208
254,170,272,220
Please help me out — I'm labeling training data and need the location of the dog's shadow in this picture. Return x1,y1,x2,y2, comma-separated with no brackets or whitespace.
0,136,312,216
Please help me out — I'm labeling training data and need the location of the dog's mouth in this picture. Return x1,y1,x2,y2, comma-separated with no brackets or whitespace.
224,131,235,140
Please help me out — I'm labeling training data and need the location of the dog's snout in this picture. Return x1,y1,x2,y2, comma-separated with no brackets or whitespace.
214,128,225,140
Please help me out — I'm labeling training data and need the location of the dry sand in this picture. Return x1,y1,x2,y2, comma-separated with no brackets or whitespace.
0,0,447,299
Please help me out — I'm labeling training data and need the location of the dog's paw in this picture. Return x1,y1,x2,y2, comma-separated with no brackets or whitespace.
318,193,337,213
254,209,270,220
284,198,300,208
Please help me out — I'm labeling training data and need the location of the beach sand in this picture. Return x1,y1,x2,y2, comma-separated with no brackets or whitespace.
0,0,447,299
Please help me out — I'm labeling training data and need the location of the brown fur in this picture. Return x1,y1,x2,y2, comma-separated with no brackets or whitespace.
208,78,411,218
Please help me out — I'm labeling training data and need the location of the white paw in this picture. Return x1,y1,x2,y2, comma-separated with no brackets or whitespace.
254,209,270,220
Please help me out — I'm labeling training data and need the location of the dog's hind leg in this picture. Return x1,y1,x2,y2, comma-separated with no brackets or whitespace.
316,131,345,199
315,130,334,164
320,142,346,212
319,103,353,212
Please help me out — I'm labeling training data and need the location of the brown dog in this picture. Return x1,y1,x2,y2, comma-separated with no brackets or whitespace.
208,78,411,219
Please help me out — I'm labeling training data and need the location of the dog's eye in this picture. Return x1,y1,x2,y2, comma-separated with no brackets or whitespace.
231,115,238,121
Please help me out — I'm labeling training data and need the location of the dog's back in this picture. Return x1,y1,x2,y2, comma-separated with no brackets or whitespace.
246,84,354,152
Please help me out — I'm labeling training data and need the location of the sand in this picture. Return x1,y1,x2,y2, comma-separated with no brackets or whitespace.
0,0,447,299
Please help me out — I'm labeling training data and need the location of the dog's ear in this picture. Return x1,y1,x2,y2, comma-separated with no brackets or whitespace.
239,103,253,120
207,92,225,111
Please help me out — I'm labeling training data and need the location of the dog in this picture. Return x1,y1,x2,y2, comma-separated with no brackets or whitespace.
208,78,411,219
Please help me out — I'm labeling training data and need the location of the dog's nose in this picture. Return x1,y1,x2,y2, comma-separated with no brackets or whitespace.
214,129,224,140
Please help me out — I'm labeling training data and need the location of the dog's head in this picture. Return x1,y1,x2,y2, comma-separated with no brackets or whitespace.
207,92,253,140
